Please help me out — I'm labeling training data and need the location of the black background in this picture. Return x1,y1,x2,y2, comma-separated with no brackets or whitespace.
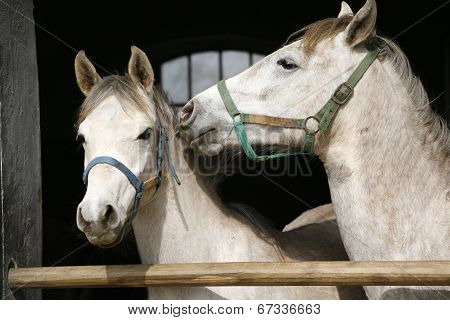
32,0,449,299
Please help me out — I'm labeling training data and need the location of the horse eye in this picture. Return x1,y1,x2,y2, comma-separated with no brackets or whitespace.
277,59,298,70
137,128,152,140
76,134,85,144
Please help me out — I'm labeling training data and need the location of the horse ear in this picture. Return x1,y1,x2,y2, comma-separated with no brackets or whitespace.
338,2,353,18
128,46,154,93
75,50,101,96
344,0,377,47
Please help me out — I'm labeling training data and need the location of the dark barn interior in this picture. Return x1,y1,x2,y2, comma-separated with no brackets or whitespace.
31,0,449,299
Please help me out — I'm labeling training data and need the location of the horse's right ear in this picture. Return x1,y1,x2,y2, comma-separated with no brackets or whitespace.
75,50,101,96
344,0,377,47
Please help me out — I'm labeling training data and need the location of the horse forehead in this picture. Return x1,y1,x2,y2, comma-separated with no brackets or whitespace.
84,95,153,128
262,41,301,61
92,96,143,122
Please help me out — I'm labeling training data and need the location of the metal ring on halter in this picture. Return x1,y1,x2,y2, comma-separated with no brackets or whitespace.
304,116,320,135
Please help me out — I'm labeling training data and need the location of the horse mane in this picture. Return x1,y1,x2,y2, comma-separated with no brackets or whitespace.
228,202,286,261
286,15,450,163
376,37,450,162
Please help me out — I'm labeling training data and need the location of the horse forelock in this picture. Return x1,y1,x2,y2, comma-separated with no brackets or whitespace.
285,15,353,54
76,75,177,137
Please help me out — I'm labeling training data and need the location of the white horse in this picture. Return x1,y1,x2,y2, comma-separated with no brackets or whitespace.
178,0,449,299
73,46,365,299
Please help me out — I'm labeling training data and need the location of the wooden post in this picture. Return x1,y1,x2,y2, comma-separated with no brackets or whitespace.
8,261,450,289
0,0,42,299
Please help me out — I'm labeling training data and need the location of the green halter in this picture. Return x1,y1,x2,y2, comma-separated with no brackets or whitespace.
217,48,381,161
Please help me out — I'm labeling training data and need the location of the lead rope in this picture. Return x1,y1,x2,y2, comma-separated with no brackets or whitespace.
155,112,181,187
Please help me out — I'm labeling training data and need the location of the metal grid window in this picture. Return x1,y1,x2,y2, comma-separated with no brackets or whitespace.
161,50,264,106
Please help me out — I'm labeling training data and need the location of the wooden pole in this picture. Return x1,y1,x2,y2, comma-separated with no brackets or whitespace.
1,0,42,300
8,261,450,289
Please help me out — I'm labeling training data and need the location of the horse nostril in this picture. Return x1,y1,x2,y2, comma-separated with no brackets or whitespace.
100,204,118,226
77,207,90,230
105,205,113,221
180,101,195,125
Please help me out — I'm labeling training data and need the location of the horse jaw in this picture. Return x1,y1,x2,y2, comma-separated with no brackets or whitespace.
197,142,223,156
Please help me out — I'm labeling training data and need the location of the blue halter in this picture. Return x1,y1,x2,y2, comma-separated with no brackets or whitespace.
82,121,181,224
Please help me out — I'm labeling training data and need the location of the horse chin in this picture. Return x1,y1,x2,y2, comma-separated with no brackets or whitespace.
86,223,130,249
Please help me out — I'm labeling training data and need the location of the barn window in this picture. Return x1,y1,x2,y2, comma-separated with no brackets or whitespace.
161,50,265,106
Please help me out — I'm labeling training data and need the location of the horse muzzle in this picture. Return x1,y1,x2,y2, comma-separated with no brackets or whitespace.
77,201,127,247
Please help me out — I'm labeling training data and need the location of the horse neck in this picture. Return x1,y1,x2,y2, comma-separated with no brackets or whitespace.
319,59,449,262
132,126,280,265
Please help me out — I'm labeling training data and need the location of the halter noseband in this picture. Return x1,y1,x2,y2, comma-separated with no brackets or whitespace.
82,116,181,225
217,47,381,161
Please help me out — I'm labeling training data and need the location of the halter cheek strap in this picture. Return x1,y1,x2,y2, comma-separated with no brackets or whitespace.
217,47,381,161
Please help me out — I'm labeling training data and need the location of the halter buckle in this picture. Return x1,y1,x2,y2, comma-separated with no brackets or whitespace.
332,83,353,105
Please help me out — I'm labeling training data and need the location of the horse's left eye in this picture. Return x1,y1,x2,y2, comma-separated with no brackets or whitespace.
277,58,298,70
76,134,85,144
137,128,152,140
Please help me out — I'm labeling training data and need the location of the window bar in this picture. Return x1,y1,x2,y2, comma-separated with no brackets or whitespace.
219,50,223,80
188,54,193,99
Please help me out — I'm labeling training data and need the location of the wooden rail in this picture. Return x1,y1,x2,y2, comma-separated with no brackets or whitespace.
8,261,450,289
